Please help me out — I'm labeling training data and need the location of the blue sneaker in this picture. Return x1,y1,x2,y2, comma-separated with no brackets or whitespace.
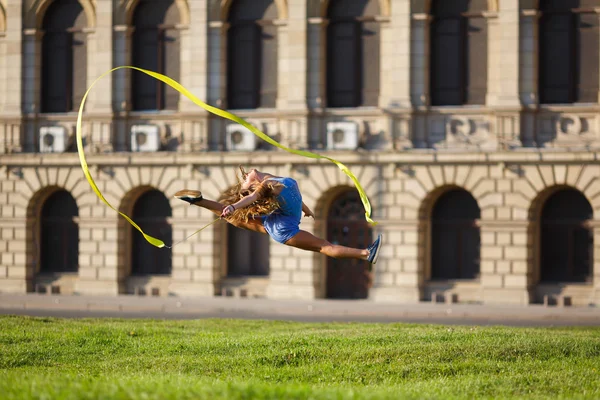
367,234,382,266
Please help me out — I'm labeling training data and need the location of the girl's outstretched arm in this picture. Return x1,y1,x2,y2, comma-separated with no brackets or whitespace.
221,189,263,217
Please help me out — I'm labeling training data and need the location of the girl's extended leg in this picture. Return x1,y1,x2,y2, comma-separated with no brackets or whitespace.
284,230,369,260
174,190,266,234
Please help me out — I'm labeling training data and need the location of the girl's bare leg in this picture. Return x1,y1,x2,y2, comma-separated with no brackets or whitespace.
175,191,267,234
193,198,266,234
284,230,369,260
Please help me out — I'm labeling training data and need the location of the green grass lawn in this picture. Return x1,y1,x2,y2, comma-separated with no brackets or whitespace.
0,316,599,399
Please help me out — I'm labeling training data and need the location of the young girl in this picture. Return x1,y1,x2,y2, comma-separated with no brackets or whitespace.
174,166,382,265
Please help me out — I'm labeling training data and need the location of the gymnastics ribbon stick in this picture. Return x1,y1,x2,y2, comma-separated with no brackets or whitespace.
77,67,377,248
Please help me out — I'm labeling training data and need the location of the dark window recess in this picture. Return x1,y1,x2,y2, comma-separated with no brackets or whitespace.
227,0,278,109
227,226,270,276
131,190,172,275
431,189,481,280
131,0,180,111
41,0,87,113
326,190,373,299
326,0,380,108
41,190,79,273
539,1,600,104
429,0,488,106
540,189,593,283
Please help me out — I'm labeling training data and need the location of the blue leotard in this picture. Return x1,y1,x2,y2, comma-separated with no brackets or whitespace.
260,177,302,244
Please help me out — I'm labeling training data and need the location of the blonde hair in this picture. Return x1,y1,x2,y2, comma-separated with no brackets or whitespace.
218,166,282,223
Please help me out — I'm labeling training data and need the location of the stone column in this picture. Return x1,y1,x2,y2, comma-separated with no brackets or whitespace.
2,0,22,116
480,222,531,305
207,21,227,150
283,1,307,110
275,19,289,110
87,0,112,115
0,29,6,113
112,25,133,151
380,0,410,109
592,221,600,306
409,13,430,149
519,9,539,147
490,1,520,107
21,29,42,152
75,219,120,296
306,18,326,109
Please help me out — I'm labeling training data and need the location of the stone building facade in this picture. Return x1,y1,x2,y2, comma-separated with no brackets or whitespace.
1,0,599,306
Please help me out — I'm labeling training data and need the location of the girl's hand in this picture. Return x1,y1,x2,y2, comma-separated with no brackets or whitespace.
221,205,236,218
304,209,315,219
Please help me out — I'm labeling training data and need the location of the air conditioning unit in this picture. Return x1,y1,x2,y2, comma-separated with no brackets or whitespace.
226,124,257,151
326,121,358,150
131,125,160,152
39,126,68,153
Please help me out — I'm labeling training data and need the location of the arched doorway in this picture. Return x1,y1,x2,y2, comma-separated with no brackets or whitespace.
540,188,593,283
326,190,372,299
131,189,172,276
40,189,79,273
431,189,481,280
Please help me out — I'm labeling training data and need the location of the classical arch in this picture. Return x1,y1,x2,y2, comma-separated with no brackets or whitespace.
26,0,96,29
213,0,288,21
121,0,190,26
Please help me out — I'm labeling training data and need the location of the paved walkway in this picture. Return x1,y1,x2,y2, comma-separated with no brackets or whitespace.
1,293,599,326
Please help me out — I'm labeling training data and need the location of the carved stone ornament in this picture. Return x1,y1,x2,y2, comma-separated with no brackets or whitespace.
555,114,583,137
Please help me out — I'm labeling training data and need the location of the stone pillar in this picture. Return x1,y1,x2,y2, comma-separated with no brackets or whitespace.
168,219,217,297
409,13,430,109
370,223,421,303
207,21,227,150
0,28,6,114
112,25,132,151
519,9,539,147
86,0,112,115
490,1,520,107
266,218,316,300
113,25,132,112
75,219,120,296
275,19,289,110
306,18,326,109
2,0,22,116
380,0,410,109
480,223,531,305
409,13,430,149
283,0,307,110
592,221,600,306
21,29,42,152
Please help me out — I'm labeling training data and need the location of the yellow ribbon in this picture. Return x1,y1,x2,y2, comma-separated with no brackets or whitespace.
76,66,377,248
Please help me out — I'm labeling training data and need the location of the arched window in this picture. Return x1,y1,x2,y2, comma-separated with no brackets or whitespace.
430,0,488,106
539,0,599,104
41,0,87,113
326,190,372,299
131,190,172,275
131,0,180,111
326,0,380,108
540,189,593,282
227,0,278,109
431,189,481,280
227,226,270,276
40,190,79,273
